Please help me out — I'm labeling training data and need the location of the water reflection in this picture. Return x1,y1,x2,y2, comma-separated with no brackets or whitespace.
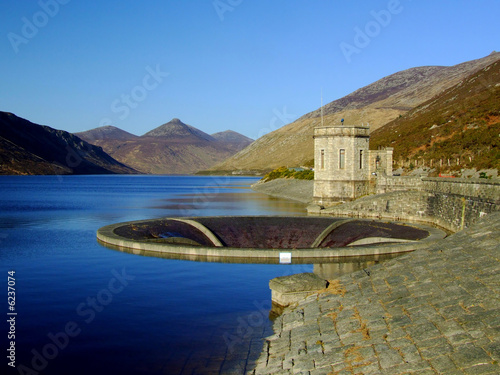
100,238,400,264
154,192,307,217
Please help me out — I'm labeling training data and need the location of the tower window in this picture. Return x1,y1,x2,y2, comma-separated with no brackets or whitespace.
320,149,325,169
339,149,345,169
360,150,364,169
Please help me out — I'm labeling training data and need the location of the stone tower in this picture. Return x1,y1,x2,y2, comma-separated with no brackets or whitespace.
313,124,371,206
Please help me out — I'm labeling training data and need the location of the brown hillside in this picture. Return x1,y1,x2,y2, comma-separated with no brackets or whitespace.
370,60,500,172
209,52,500,173
78,118,250,174
0,112,137,175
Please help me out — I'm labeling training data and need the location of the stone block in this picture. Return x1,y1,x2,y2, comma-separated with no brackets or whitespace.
270,273,328,308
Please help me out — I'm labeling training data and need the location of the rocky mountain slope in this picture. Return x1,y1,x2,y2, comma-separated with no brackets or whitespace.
0,112,137,175
209,52,500,173
142,118,215,141
211,130,254,153
76,125,138,142
370,59,500,172
77,118,253,174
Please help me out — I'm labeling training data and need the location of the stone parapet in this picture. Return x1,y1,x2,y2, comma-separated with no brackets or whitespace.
370,176,500,231
421,177,500,203
313,125,369,138
375,175,423,194
376,175,500,202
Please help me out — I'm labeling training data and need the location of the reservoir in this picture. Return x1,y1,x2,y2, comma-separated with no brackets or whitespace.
1,175,382,374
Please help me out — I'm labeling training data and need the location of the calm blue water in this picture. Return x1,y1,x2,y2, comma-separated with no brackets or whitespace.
1,175,312,375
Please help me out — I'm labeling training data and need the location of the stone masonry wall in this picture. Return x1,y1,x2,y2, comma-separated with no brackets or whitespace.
427,192,498,233
375,175,423,194
317,176,499,232
317,190,434,226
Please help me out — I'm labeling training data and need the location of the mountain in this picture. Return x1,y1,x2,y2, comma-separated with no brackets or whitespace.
370,59,500,171
211,130,253,153
209,52,500,173
0,112,137,175
143,118,215,142
75,126,138,142
77,118,252,174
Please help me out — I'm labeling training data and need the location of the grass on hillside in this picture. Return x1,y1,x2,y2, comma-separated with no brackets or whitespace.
262,166,314,182
370,61,500,172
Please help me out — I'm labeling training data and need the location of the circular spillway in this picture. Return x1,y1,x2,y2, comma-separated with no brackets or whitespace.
97,216,447,263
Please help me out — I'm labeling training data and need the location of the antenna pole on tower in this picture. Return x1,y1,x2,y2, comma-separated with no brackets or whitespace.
321,89,324,127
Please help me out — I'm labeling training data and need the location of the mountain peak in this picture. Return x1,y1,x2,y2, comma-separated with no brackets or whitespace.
211,130,253,143
76,126,138,142
143,118,215,142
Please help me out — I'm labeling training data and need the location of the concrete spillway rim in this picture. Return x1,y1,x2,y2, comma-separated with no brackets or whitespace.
168,218,224,247
96,216,447,262
310,218,355,247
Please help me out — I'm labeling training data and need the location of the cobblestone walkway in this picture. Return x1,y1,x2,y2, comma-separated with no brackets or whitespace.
249,212,500,374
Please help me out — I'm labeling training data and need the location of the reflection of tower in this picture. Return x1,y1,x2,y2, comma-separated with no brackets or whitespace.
313,123,370,206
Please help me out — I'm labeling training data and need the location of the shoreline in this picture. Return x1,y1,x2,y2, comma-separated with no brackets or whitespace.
251,178,314,205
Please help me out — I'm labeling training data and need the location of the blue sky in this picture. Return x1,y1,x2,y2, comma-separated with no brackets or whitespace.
1,0,499,139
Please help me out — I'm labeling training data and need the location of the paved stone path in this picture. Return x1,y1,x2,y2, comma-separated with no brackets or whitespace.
249,212,500,374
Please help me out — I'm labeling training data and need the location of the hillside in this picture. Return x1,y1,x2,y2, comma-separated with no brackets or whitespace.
209,52,500,174
0,112,137,175
211,130,253,153
76,126,138,142
77,118,252,174
143,118,215,142
370,59,500,172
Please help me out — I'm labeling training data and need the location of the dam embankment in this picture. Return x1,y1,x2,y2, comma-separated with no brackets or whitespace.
249,177,500,374
249,211,500,374
252,179,314,204
253,177,500,232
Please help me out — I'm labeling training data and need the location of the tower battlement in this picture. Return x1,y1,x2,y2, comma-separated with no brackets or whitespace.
313,125,369,138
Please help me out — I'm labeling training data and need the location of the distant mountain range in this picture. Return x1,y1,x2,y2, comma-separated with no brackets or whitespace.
0,114,252,175
76,118,253,174
209,52,500,173
0,112,137,175
3,52,498,176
